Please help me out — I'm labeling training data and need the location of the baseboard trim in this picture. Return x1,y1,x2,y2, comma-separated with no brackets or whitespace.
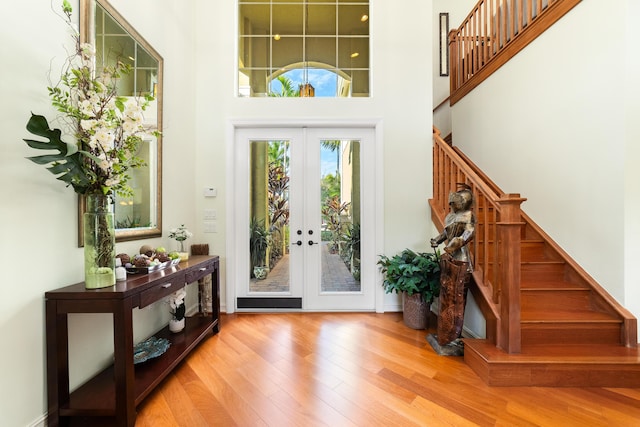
28,413,46,427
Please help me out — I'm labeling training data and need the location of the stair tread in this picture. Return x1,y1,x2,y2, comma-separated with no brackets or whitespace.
521,281,588,290
465,340,640,363
521,260,565,265
521,309,620,322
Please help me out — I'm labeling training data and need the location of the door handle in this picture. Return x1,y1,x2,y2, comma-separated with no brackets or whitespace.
292,240,302,246
308,240,319,246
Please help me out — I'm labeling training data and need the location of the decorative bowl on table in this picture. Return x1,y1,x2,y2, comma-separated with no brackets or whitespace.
133,336,171,364
126,258,180,274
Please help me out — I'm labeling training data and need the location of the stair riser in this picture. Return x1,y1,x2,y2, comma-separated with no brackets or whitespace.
521,290,592,311
475,241,560,263
464,340,640,387
521,324,622,346
465,348,640,387
521,263,566,282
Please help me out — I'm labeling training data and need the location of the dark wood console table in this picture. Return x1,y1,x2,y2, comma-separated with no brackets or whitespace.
45,255,220,427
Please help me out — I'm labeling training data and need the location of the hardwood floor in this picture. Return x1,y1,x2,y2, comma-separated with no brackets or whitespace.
133,313,640,426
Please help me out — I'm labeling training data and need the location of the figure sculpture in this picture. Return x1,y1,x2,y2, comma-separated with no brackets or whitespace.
428,183,475,356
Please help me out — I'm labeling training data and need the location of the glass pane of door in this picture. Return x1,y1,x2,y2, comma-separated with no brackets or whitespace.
249,139,291,293
303,128,374,311
235,127,375,311
320,139,361,292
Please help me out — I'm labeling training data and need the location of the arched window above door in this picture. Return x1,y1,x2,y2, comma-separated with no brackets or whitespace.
238,0,370,97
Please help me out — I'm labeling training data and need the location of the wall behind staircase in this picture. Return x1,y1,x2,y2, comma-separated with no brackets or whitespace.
450,0,640,325
624,0,640,335
432,0,477,137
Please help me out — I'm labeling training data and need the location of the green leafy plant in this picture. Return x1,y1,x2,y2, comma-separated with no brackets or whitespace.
321,195,350,254
377,249,441,303
249,218,271,269
268,75,300,97
116,216,152,229
24,114,91,193
342,222,361,279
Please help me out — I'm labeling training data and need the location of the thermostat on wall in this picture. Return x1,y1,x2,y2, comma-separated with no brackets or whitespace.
203,187,217,197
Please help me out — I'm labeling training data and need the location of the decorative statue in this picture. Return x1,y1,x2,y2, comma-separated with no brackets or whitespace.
427,183,475,356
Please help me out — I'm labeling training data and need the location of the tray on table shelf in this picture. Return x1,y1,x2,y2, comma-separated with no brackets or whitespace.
126,258,180,274
133,336,170,364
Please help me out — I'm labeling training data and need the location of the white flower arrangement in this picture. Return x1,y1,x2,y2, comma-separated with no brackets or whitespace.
168,288,187,321
168,224,193,252
23,1,157,198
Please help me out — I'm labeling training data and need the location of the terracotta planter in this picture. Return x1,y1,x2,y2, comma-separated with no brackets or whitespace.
402,292,429,329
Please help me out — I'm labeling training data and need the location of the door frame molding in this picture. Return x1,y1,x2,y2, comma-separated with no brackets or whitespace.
225,119,385,313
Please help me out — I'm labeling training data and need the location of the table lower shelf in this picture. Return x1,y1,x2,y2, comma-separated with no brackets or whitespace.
60,315,217,418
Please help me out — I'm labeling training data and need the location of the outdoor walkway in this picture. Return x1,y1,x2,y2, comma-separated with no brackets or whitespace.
250,242,360,292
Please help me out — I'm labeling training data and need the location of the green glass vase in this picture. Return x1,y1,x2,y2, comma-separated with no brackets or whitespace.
84,193,116,289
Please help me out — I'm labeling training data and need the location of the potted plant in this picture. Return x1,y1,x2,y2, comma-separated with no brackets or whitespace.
168,288,187,333
378,249,441,329
168,224,193,262
22,2,156,289
250,218,270,279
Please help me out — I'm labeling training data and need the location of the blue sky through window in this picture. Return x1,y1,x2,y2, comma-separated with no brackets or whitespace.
271,69,338,97
268,68,341,176
321,146,338,177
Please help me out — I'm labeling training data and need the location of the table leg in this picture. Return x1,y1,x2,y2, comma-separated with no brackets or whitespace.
46,299,70,427
113,298,136,426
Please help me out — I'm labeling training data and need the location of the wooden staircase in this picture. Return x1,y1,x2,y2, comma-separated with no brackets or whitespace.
430,129,640,387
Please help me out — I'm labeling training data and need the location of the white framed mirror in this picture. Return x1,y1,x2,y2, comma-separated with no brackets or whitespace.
79,0,163,245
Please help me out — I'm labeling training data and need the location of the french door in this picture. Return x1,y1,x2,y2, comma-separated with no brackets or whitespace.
233,127,376,311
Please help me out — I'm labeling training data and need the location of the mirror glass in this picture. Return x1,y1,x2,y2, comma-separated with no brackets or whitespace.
79,0,163,244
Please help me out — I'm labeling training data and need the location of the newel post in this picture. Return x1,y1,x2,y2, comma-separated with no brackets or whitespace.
496,193,526,353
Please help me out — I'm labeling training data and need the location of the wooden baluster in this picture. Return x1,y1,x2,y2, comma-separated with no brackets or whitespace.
486,202,500,346
512,0,518,40
490,201,499,304
435,144,441,215
463,25,468,82
472,8,478,74
483,0,488,64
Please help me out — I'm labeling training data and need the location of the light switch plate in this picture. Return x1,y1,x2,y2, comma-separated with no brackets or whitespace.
203,187,217,197
204,209,216,220
204,221,216,233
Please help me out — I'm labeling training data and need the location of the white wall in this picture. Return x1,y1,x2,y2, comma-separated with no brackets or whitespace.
451,1,639,324
1,1,434,425
624,0,640,325
1,0,197,425
432,0,477,136
194,0,434,313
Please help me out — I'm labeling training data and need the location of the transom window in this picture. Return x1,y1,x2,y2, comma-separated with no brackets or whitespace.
238,0,370,97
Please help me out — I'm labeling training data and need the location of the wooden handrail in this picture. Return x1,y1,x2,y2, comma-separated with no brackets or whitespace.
431,127,526,352
449,0,582,105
